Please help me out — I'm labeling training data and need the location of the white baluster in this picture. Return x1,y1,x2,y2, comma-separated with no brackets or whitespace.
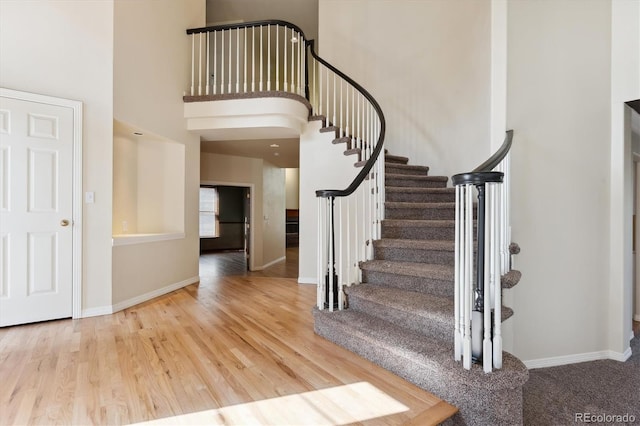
318,65,322,116
328,198,334,312
213,32,217,95
221,30,225,94
206,32,210,95
198,33,202,95
317,198,323,309
463,184,473,370
325,67,329,124
228,28,232,93
267,25,271,91
332,73,336,128
190,34,195,96
291,28,295,93
284,28,288,92
251,26,255,92
346,197,351,287
276,26,279,91
492,182,503,369
311,59,316,113
297,32,302,95
243,28,247,92
259,25,263,91
454,185,462,361
339,79,343,137
483,183,493,373
338,198,343,310
236,28,240,93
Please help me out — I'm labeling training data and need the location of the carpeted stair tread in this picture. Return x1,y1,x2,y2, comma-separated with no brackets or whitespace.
332,136,351,146
313,308,529,399
361,260,454,281
385,163,430,175
510,242,521,255
386,202,459,220
386,174,448,188
386,186,456,203
385,154,409,164
381,219,457,241
346,284,515,339
374,238,454,251
347,284,454,341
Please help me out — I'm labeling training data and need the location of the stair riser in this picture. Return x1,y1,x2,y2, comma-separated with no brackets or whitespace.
386,177,447,188
385,192,456,203
313,312,527,426
374,246,454,265
348,296,453,341
385,165,430,176
386,207,456,221
381,225,455,240
362,270,454,297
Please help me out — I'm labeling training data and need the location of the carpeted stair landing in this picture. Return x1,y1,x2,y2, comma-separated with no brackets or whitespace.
313,152,529,425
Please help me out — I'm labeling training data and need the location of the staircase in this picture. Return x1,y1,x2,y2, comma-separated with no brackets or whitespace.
313,152,529,425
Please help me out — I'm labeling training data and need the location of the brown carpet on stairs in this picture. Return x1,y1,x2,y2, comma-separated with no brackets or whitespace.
313,152,529,425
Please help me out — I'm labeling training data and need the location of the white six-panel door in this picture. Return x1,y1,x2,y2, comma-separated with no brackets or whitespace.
0,95,74,327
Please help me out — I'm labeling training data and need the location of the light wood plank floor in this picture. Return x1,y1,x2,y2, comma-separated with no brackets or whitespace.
0,250,456,425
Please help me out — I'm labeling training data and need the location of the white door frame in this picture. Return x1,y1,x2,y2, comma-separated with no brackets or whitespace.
1,87,83,319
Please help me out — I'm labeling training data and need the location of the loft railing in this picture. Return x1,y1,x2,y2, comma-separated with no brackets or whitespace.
452,130,513,373
187,20,307,98
185,21,385,312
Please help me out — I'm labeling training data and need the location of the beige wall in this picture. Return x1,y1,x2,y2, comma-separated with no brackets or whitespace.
201,151,286,269
207,0,318,40
285,168,300,209
0,0,115,312
111,0,205,307
262,163,286,265
318,0,492,177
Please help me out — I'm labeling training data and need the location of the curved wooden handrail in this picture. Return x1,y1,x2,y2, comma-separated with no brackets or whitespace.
307,40,386,198
452,130,513,186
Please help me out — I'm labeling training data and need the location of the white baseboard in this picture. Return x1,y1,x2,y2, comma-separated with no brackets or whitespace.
298,277,317,285
111,276,200,313
254,256,286,270
81,305,113,318
525,347,632,369
634,314,640,321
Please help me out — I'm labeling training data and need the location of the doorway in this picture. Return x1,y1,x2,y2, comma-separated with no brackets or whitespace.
199,184,252,270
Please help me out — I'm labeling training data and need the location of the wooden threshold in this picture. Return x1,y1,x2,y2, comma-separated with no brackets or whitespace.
0,259,456,425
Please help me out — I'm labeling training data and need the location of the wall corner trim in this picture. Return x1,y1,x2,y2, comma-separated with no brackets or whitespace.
81,305,114,318
111,276,200,313
298,277,317,285
524,347,632,369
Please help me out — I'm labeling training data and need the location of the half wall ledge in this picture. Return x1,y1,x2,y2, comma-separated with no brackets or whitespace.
184,92,312,141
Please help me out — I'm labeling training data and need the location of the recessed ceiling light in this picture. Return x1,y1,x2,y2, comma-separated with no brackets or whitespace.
274,152,280,156
133,132,143,136
270,143,280,148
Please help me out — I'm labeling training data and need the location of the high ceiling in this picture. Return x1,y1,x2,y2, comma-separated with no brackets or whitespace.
201,137,299,168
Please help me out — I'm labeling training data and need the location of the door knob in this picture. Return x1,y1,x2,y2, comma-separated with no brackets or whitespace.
61,219,70,227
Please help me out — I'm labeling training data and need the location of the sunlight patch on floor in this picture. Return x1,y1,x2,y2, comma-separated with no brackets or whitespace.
129,382,409,425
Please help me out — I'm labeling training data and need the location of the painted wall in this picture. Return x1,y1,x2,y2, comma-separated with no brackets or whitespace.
0,0,115,313
318,0,492,178
207,0,318,40
111,0,205,307
201,152,286,269
285,168,300,209
506,0,626,363
262,163,286,266
298,121,360,283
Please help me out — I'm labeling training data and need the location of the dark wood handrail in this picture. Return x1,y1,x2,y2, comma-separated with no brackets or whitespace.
186,19,306,36
186,20,386,199
307,40,386,198
451,130,513,186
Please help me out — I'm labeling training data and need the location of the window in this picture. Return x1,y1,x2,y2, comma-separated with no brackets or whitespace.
199,186,219,237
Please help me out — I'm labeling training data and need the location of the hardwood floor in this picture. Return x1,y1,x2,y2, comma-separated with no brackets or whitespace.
0,248,456,425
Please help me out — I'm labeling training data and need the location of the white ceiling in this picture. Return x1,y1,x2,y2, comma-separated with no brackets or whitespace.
201,137,300,168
